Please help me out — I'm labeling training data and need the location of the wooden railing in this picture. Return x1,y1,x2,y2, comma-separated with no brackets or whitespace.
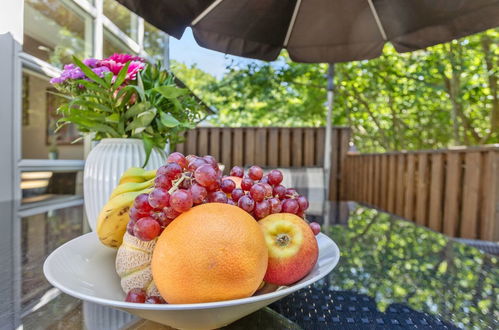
173,127,350,200
342,145,499,241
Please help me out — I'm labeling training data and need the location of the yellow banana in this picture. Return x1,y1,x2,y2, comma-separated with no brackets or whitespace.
109,178,155,199
119,167,157,184
96,188,152,248
143,169,157,180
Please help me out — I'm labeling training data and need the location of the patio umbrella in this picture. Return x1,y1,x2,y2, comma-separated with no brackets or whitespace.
118,0,499,191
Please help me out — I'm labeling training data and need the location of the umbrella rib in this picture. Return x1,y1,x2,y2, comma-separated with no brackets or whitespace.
367,0,388,40
284,0,302,47
191,0,224,26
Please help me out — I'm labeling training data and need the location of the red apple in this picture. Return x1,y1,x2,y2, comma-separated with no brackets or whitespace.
258,213,319,286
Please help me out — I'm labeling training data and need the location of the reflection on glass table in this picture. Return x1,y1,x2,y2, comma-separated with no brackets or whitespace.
1,201,497,329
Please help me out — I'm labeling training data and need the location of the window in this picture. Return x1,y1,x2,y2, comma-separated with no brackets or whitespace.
103,28,135,57
144,22,168,62
14,0,169,206
21,70,84,160
23,0,93,68
103,0,138,40
21,169,83,204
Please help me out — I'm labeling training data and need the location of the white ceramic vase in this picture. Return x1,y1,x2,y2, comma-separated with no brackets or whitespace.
84,138,166,231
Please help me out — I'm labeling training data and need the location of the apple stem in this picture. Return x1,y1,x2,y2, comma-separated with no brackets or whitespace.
276,234,290,247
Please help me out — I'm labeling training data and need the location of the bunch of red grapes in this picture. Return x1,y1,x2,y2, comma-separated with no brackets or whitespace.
127,152,318,242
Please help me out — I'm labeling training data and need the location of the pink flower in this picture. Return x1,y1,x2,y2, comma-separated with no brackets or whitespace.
107,53,144,64
126,61,145,80
99,57,145,80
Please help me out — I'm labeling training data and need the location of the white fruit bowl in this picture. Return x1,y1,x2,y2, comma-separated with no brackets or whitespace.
44,232,340,330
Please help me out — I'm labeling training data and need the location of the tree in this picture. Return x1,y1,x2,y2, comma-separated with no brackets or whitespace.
172,29,498,152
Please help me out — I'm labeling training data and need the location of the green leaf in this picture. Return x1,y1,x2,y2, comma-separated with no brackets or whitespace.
113,61,131,89
69,99,113,113
159,112,180,127
105,113,120,123
125,102,151,119
126,108,157,131
72,56,109,88
155,86,189,99
141,135,154,167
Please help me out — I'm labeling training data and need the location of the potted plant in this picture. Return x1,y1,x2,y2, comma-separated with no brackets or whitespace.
51,53,205,230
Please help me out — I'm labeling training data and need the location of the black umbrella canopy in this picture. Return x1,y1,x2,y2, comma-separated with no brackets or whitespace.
118,0,499,63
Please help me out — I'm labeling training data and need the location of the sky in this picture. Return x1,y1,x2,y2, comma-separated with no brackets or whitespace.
169,28,260,79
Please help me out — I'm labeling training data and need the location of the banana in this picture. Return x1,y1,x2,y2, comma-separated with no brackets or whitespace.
119,167,157,184
96,188,153,248
109,178,155,199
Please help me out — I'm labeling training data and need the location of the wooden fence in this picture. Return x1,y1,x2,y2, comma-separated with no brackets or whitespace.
342,145,499,241
173,127,350,200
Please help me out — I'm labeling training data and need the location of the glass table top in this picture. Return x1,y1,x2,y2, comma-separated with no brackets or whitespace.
1,201,497,329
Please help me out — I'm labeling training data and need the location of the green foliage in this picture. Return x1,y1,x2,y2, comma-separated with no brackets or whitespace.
173,29,498,152
55,58,205,166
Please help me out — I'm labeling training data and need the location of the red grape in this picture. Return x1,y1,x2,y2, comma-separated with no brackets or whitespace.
163,206,180,220
154,174,172,190
238,195,255,213
126,219,135,236
248,165,263,181
167,152,188,169
260,176,269,184
221,178,236,193
309,222,321,235
208,191,228,203
286,188,298,198
250,184,266,202
148,188,170,209
230,166,244,178
194,164,218,187
268,198,282,214
231,188,245,202
134,193,153,212
134,217,161,241
156,165,168,177
145,296,166,304
262,183,273,198
125,288,146,303
179,176,192,189
297,210,305,218
170,189,193,213
254,200,270,219
150,211,173,228
205,178,221,191
129,207,148,222
227,199,236,206
296,195,309,211
273,185,287,199
241,177,254,191
202,155,217,166
268,169,283,185
185,154,198,163
282,198,299,214
187,158,207,172
190,183,208,204
163,163,183,180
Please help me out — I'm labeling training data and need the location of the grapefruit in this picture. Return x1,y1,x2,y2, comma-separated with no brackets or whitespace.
151,203,268,303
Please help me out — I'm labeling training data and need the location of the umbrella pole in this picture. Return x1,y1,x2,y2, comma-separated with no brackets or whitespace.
324,63,335,201
163,34,170,70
